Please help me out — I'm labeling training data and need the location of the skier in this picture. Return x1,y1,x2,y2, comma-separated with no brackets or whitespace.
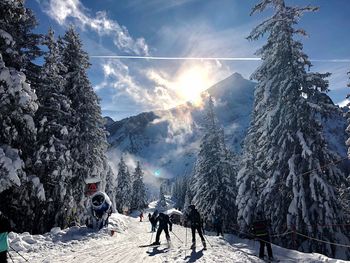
150,210,158,232
139,212,144,222
213,214,223,237
251,211,273,260
151,212,172,245
0,212,11,263
186,205,206,250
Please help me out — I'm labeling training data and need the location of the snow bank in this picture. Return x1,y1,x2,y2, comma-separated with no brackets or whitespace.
8,213,127,255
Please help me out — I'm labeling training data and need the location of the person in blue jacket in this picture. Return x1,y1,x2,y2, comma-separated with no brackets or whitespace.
0,212,11,263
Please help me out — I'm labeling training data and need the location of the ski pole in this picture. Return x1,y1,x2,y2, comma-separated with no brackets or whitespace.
185,225,188,259
7,251,14,263
203,233,213,248
171,230,183,243
10,245,30,262
149,231,154,244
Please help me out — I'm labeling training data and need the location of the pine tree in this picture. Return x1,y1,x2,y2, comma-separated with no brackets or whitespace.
237,0,350,257
0,52,45,232
172,175,189,210
32,28,74,232
0,0,43,228
0,52,38,191
191,97,237,226
0,0,42,86
0,1,46,233
115,156,132,213
60,27,109,221
343,71,350,220
346,70,350,157
157,182,167,209
130,162,148,211
184,178,194,210
105,160,117,212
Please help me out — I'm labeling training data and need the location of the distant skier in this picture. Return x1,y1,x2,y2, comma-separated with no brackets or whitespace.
251,211,273,260
0,212,11,263
139,212,144,222
213,214,223,237
151,212,172,245
186,205,206,250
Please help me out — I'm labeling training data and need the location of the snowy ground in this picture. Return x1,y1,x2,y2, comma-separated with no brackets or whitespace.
7,202,350,262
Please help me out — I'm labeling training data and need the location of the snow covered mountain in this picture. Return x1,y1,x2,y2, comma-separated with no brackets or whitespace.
106,72,348,180
106,73,255,179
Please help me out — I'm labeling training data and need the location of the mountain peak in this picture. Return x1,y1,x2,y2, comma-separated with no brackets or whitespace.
230,72,244,79
206,72,255,99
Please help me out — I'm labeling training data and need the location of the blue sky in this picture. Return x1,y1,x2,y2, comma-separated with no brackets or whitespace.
27,0,350,120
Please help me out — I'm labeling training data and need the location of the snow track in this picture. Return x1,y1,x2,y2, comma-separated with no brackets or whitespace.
9,214,349,262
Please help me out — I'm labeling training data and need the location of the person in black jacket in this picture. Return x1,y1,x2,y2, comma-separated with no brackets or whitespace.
213,214,223,237
251,211,273,260
186,205,206,249
150,210,158,232
151,212,172,245
0,213,11,263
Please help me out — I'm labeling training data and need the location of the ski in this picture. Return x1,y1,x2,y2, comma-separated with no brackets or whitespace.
139,244,161,248
256,256,280,263
264,259,279,263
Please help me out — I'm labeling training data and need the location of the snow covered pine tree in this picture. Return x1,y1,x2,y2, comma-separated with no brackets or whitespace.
130,162,148,211
346,70,350,157
115,156,132,213
172,174,189,210
60,27,110,225
0,0,42,87
236,0,350,258
343,70,350,220
105,160,118,212
191,97,237,227
0,0,45,233
33,28,74,232
157,182,167,209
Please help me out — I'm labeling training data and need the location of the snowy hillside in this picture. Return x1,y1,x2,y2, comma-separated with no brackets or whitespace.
8,207,348,262
106,73,255,179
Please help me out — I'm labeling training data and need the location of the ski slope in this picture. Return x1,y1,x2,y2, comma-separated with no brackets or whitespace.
8,208,349,263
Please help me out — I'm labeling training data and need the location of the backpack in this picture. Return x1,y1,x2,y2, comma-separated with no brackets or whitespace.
190,210,201,226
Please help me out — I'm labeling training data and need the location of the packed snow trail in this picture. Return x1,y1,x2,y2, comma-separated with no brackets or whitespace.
8,211,349,263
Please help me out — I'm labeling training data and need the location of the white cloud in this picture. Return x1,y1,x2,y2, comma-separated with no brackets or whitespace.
336,99,349,108
39,0,149,55
98,59,178,111
95,57,230,116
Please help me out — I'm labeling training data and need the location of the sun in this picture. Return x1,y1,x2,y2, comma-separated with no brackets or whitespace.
175,66,211,106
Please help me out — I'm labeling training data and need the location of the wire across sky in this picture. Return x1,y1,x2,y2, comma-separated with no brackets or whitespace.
90,55,350,63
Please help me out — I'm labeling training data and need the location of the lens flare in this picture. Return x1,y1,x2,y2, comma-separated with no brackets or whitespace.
154,170,161,177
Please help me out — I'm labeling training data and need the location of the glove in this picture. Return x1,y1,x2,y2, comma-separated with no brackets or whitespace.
169,226,172,232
